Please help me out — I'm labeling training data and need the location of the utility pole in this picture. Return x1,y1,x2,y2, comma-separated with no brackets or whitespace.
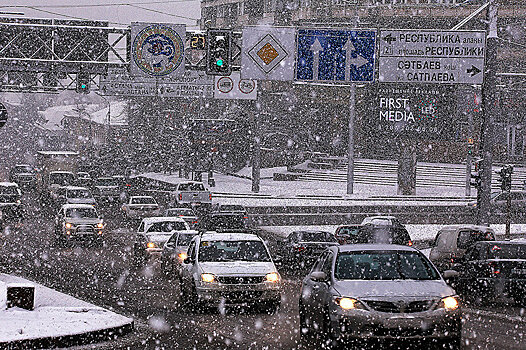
478,0,499,225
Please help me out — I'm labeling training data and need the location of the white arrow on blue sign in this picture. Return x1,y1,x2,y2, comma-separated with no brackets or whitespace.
295,29,376,83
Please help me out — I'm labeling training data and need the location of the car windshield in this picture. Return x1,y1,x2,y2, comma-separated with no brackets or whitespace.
65,208,98,219
96,178,118,186
68,189,92,199
50,173,75,186
299,231,334,242
177,233,198,246
131,197,156,204
487,244,526,259
178,183,205,191
335,251,440,281
167,208,194,216
146,221,186,233
199,240,271,262
15,165,34,173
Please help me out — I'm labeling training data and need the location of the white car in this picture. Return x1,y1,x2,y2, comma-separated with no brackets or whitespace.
180,232,281,312
122,195,160,220
161,230,200,278
54,204,105,247
133,216,190,267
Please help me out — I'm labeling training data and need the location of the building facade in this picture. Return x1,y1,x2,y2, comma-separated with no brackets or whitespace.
200,0,526,164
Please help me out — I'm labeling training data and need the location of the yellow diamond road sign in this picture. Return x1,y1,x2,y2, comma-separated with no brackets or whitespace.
248,34,288,74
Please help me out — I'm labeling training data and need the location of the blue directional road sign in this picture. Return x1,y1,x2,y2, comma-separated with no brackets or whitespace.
296,29,376,83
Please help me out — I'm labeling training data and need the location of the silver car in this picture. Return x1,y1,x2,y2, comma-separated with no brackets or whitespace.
299,244,462,348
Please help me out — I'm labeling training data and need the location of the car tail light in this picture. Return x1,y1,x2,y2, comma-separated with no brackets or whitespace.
125,183,131,187
193,220,198,224
297,246,306,252
408,240,413,246
209,193,212,200
179,194,182,201
488,262,501,276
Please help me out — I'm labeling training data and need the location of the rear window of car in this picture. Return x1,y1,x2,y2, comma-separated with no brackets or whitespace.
67,189,92,198
359,225,411,245
167,208,194,216
486,244,526,259
300,231,335,242
335,251,440,281
131,197,156,204
178,183,205,191
146,221,186,233
457,230,495,249
219,205,245,212
0,186,20,196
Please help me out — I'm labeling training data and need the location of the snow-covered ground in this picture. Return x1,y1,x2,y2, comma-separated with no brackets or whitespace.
262,224,526,241
141,168,472,207
0,274,132,344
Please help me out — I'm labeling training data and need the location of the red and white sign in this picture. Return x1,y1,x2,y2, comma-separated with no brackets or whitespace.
214,72,257,100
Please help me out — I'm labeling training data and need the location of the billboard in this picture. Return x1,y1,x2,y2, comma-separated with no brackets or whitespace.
361,84,457,141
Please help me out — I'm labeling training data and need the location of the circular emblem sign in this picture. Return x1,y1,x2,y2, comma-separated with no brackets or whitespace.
239,79,256,95
217,77,234,94
132,24,184,77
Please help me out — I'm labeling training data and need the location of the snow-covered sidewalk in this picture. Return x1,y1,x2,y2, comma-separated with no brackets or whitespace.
0,273,133,346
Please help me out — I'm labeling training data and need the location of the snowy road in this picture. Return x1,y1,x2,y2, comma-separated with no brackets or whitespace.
1,199,525,349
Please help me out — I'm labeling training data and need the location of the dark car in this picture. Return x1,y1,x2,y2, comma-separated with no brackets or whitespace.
355,223,412,246
200,212,249,232
450,241,526,305
0,182,24,222
280,230,338,270
9,164,37,190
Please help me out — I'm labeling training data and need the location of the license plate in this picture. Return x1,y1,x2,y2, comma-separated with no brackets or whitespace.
512,268,526,275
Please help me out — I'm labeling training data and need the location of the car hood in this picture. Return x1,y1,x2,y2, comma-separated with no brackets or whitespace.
65,218,101,225
332,280,454,299
199,261,276,275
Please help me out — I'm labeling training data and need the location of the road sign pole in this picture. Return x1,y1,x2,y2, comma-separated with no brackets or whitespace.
347,82,356,195
465,114,474,197
252,89,261,193
479,0,499,225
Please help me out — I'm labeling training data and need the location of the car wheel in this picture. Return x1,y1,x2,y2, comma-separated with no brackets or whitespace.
438,335,461,350
261,300,280,315
299,301,311,338
322,307,340,348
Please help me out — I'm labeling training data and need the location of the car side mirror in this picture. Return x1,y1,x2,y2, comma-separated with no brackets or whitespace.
183,257,193,265
310,271,328,282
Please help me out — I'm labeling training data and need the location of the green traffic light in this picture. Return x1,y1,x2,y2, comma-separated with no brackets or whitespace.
216,59,224,67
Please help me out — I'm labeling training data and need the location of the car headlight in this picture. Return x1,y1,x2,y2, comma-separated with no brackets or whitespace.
178,252,188,261
266,272,280,283
437,296,459,311
65,222,72,229
201,273,216,283
146,242,156,249
96,222,104,229
334,297,366,310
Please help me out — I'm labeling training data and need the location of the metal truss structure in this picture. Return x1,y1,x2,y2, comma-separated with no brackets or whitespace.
0,17,242,93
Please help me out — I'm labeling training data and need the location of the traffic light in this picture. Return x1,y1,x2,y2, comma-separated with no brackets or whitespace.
471,158,482,190
206,29,232,76
496,165,513,192
76,72,90,94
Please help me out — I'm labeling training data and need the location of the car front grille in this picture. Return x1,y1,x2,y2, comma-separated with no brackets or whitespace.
220,291,264,301
373,327,433,337
364,300,435,313
75,225,95,234
216,276,265,285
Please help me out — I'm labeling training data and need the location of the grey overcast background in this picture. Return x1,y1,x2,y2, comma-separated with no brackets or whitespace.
0,0,201,27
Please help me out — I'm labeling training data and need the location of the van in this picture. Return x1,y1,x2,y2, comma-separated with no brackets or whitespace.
429,225,495,271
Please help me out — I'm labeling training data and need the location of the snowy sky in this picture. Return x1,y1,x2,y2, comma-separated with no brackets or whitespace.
0,0,201,28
